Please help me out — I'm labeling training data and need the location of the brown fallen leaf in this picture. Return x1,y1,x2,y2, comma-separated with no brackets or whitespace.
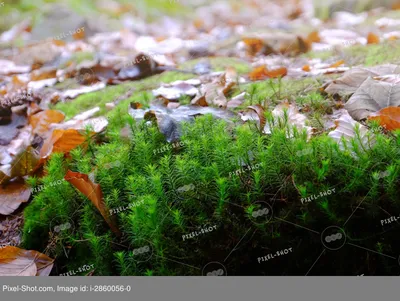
307,31,321,43
249,65,287,81
368,107,400,131
248,105,266,130
0,180,31,215
0,246,54,276
242,38,265,56
328,60,345,68
30,68,57,81
29,110,65,136
40,129,89,161
64,170,120,236
367,32,380,44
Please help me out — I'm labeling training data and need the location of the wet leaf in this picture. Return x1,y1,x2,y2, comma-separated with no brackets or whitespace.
64,170,121,236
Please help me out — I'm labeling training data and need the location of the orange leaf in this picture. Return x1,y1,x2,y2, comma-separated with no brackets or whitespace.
302,65,311,72
242,38,264,56
30,68,57,81
29,110,65,136
52,39,66,46
367,32,380,44
72,28,85,40
307,31,321,43
0,246,54,276
368,107,400,131
249,65,287,81
40,129,89,160
392,2,400,10
64,170,121,236
328,60,345,68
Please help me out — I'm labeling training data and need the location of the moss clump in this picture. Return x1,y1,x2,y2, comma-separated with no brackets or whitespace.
23,111,400,275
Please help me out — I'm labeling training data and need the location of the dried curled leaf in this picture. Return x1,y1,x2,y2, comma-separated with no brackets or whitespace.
368,107,400,131
64,170,121,236
0,246,54,276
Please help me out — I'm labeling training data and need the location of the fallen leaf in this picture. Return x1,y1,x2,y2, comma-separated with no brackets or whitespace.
328,60,345,68
29,110,65,136
0,246,54,276
242,38,265,56
302,65,311,72
367,32,380,44
129,105,236,142
328,111,373,151
30,68,57,81
249,65,287,81
64,170,120,236
307,31,321,43
240,105,266,130
0,180,31,215
61,82,106,100
345,77,400,120
153,82,198,100
0,113,27,145
40,129,89,160
263,103,312,137
368,107,400,131
325,65,400,96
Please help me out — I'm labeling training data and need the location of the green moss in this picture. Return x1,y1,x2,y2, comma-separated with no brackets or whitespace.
23,112,400,275
346,42,400,66
180,57,251,75
238,77,323,108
